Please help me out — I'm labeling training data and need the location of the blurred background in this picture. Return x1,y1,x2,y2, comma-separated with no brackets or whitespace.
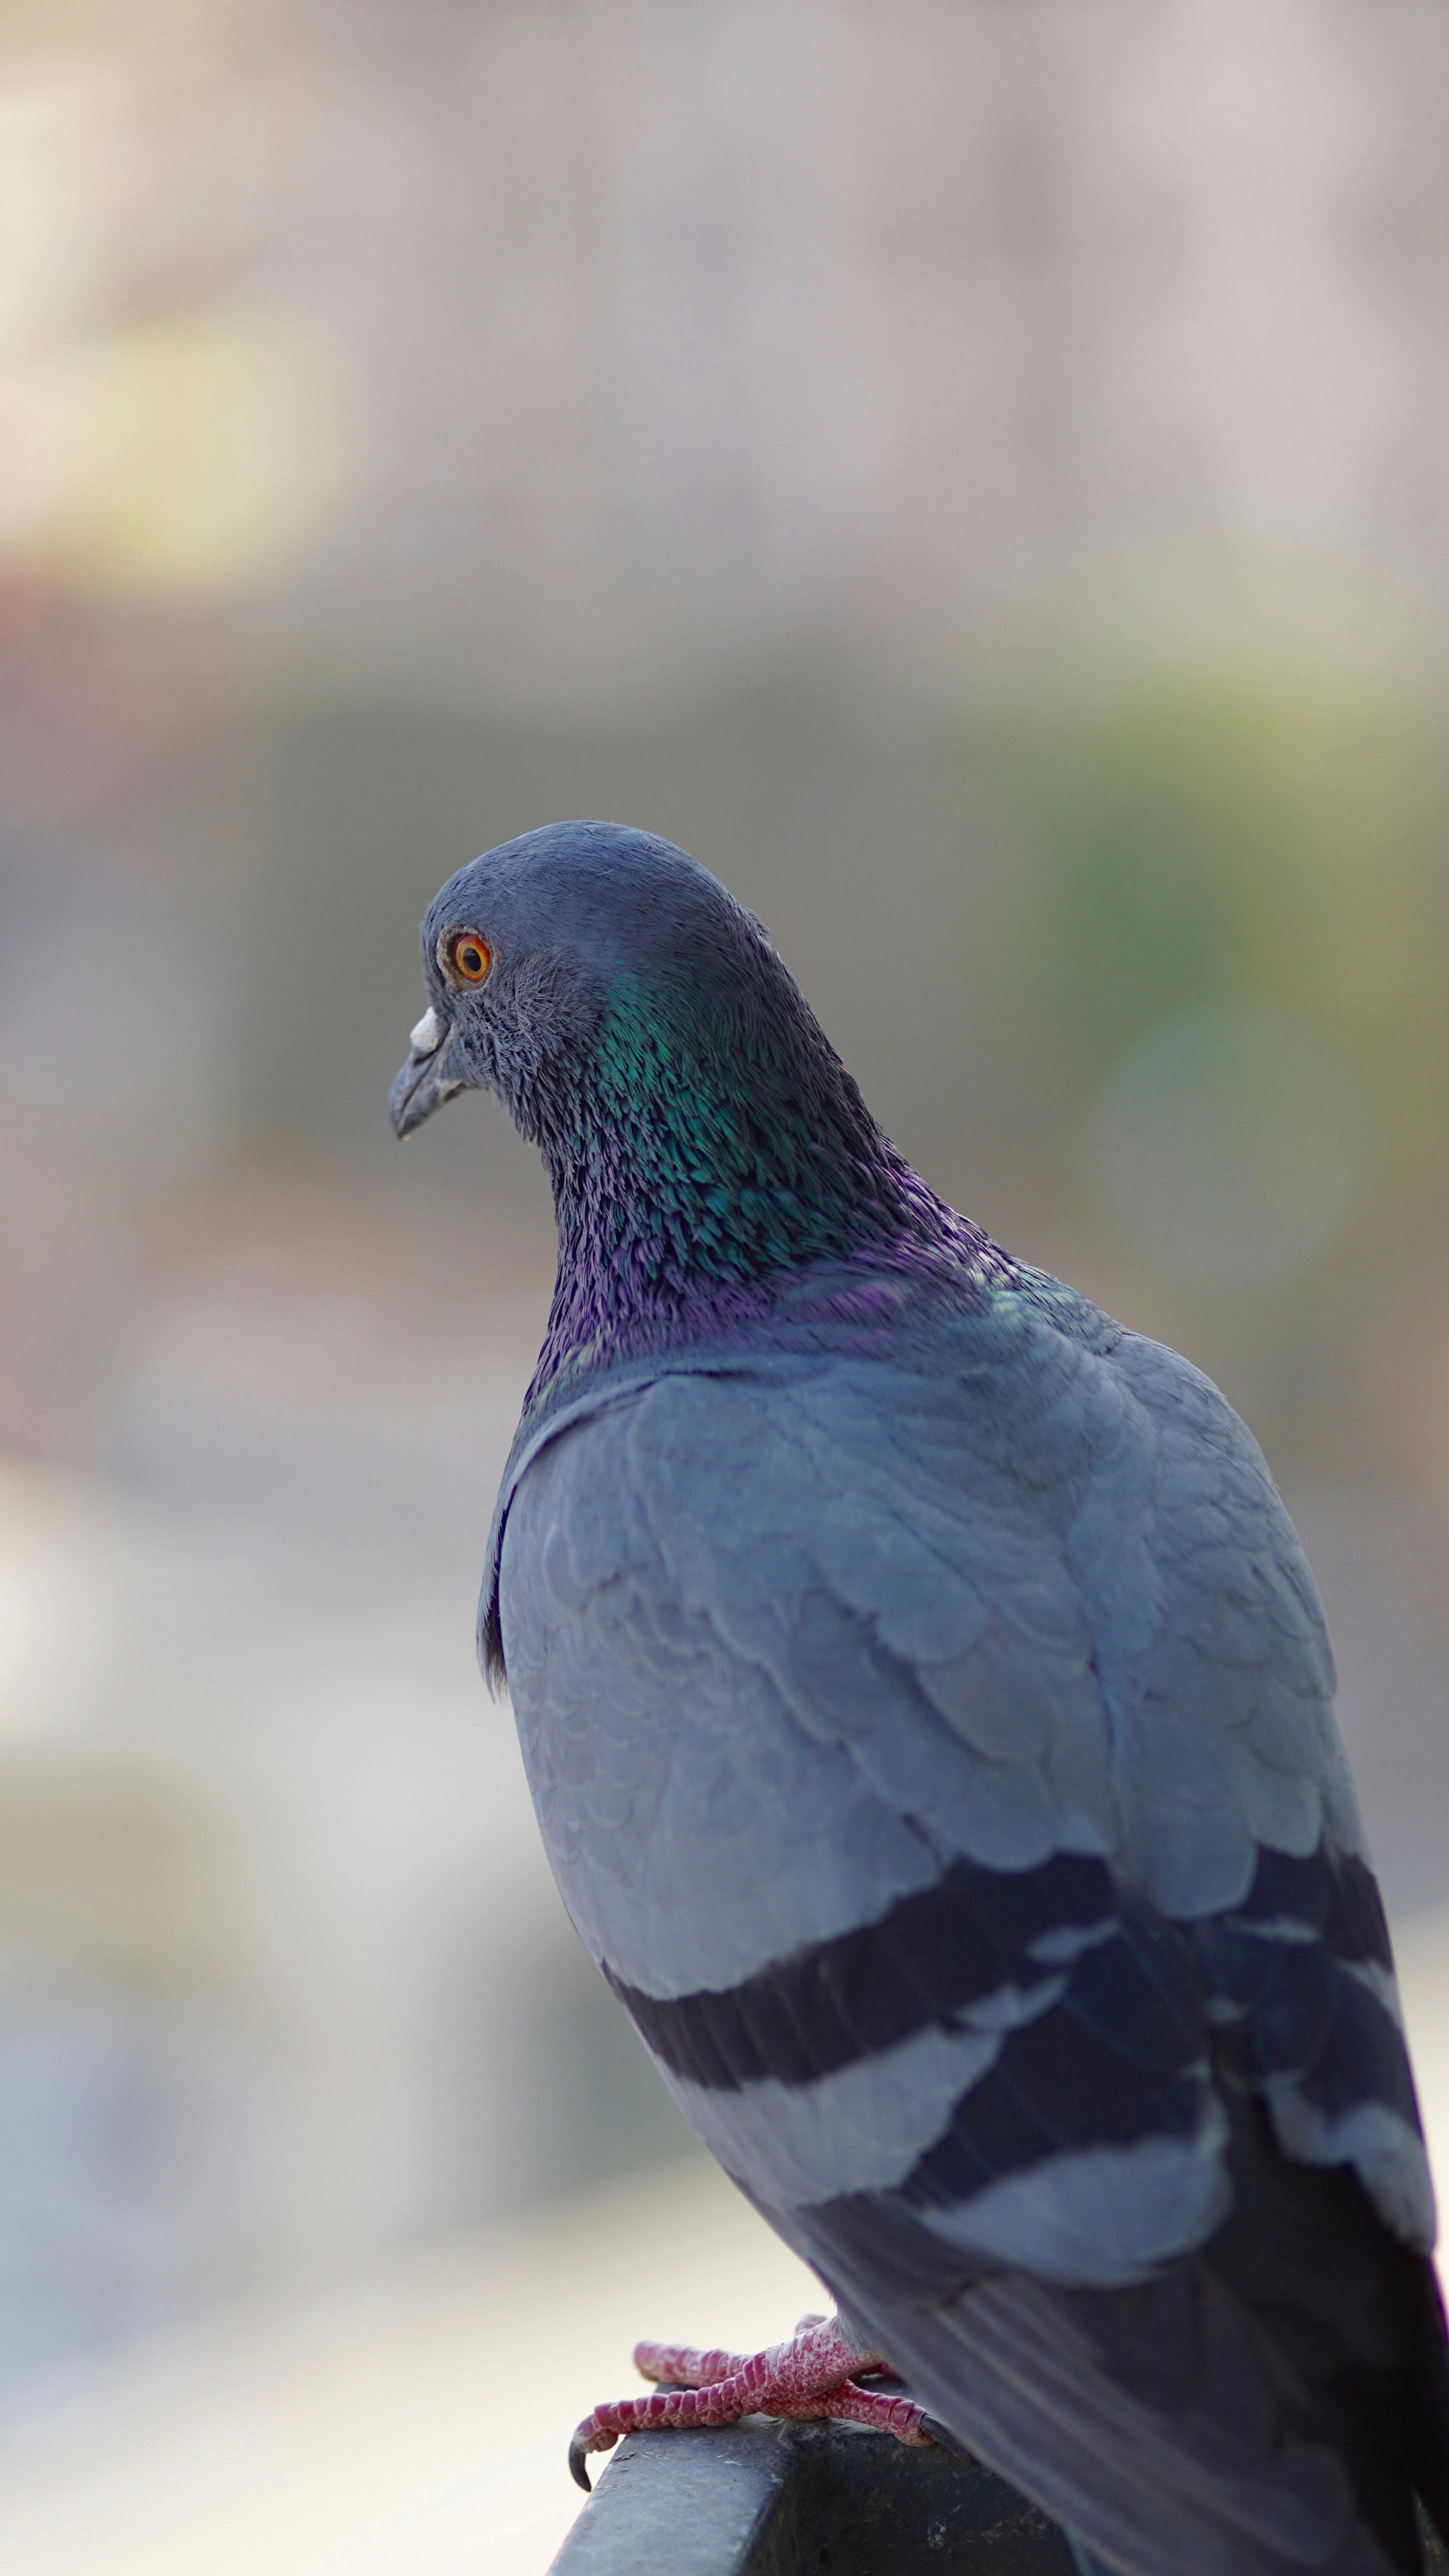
4,0,1449,2566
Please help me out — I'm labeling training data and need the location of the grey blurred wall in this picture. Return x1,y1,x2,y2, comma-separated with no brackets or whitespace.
3,0,1449,2414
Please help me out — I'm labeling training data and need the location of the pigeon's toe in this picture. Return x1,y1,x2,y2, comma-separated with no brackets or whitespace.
566,2314,939,2488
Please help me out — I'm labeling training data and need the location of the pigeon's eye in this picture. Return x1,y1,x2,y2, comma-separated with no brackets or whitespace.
449,932,491,983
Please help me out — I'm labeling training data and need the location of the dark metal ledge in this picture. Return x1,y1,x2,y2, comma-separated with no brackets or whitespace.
548,2416,1080,2575
550,2416,1449,2574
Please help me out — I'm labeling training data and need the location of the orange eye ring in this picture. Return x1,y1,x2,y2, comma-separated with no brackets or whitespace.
449,931,491,983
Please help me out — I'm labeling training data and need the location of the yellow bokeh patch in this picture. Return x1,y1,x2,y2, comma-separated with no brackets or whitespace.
0,307,354,595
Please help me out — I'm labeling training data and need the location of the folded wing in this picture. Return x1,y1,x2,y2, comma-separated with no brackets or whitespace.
494,1286,1443,2572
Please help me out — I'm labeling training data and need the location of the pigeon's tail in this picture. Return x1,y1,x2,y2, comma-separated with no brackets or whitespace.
1066,2543,1113,2576
1064,2269,1449,2574
1407,2255,1449,2561
791,2161,1448,2576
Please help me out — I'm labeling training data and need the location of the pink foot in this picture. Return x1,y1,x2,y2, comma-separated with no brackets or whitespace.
568,2310,968,2490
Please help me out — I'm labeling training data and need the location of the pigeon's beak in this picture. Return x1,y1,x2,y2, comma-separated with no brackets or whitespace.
389,1007,466,1138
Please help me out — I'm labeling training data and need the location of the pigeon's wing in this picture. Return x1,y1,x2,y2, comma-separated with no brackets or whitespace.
496,1302,1430,2260
494,1295,1442,2573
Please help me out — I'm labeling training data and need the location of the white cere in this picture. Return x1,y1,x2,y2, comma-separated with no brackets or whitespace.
410,1007,443,1056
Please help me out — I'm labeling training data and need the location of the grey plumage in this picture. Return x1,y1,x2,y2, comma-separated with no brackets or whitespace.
394,822,1449,2576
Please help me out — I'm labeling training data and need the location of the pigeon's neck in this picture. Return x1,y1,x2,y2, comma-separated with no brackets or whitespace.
525,975,972,1404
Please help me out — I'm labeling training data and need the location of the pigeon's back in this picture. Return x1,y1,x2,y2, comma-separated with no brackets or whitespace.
492,1268,1449,2576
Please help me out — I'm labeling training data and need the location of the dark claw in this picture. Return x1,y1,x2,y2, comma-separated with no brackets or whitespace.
568,2431,594,2492
919,2413,973,2459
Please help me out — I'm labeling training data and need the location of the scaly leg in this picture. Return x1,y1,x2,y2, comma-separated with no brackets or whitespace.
568,2310,968,2490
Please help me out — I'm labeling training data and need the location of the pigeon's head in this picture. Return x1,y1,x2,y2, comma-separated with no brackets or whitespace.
390,819,795,1147
390,820,961,1349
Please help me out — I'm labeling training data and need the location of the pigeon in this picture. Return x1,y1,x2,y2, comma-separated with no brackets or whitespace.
390,820,1449,2576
